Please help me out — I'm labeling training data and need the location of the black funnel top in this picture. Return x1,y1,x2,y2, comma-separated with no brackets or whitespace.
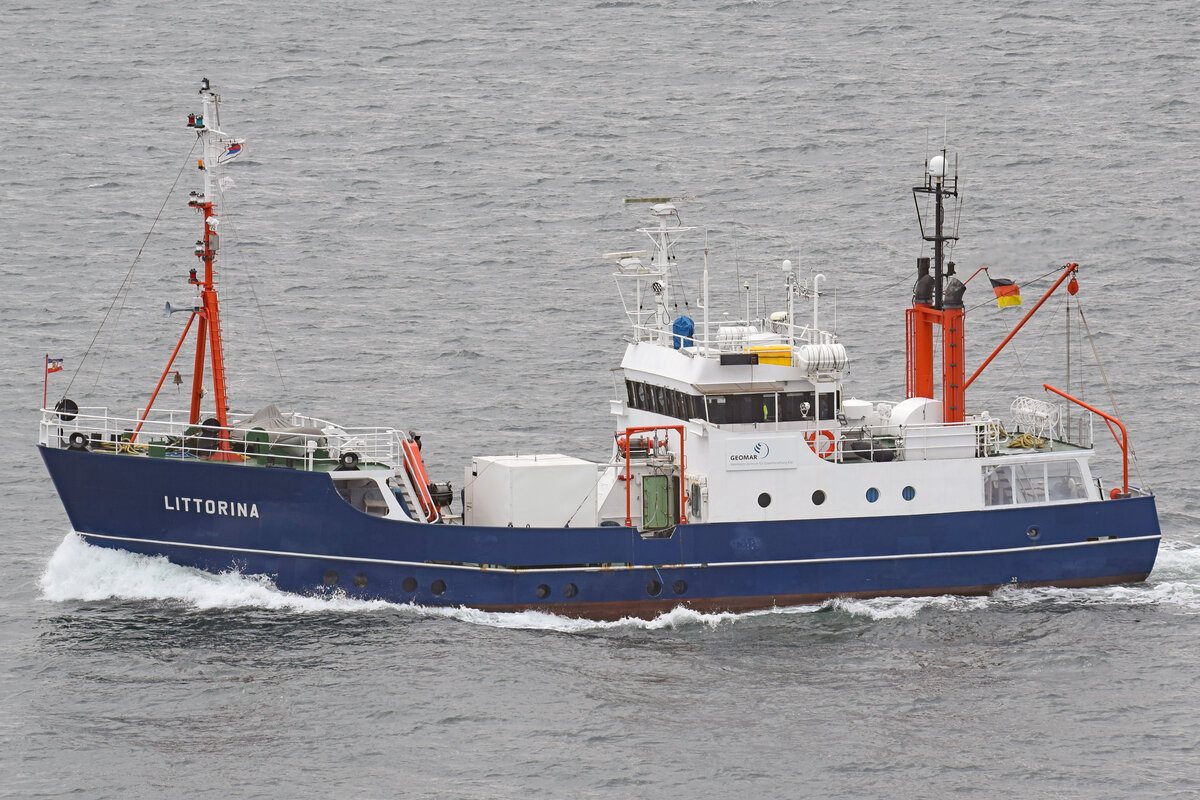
913,257,934,305
943,277,966,309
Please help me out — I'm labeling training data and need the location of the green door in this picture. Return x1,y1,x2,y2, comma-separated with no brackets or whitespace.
642,475,674,530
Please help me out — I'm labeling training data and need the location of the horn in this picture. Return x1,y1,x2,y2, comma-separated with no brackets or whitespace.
164,302,194,318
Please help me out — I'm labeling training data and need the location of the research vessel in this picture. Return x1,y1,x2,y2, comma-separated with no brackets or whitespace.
39,81,1160,619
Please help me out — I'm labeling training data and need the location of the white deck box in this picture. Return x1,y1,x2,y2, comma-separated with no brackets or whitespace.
463,454,599,528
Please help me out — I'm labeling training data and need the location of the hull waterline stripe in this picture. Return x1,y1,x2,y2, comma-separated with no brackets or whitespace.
72,531,1162,574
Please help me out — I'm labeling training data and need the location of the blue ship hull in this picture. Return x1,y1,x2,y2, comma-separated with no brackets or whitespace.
39,445,1161,619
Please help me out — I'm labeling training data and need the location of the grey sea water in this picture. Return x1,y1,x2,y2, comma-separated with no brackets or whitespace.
3,1,1199,797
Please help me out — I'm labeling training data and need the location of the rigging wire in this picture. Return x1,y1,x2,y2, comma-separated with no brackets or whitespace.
63,140,199,403
963,264,1066,315
969,293,1067,410
213,179,288,398
1076,299,1147,490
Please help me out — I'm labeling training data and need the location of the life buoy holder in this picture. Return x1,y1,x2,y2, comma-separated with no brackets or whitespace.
805,429,836,458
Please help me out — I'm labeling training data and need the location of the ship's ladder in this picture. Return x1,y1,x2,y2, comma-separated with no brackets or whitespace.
390,469,421,521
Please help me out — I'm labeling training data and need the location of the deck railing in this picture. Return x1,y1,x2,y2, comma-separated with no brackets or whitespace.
836,417,1005,463
39,406,406,471
627,320,828,354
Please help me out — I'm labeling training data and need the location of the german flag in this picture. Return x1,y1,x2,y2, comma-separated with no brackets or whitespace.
990,277,1021,308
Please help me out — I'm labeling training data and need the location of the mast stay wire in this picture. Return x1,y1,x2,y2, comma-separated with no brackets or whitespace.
212,179,289,398
1076,299,1147,490
968,292,1066,411
64,141,199,402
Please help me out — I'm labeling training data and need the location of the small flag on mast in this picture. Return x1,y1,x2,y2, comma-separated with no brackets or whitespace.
46,357,63,374
989,277,1022,308
217,139,245,164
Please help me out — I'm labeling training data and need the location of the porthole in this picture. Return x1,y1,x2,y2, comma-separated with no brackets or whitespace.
323,570,339,586
353,573,368,588
646,579,663,597
535,584,550,599
1027,526,1040,540
401,577,417,592
902,485,916,501
758,492,771,508
563,583,579,598
812,490,826,505
866,487,879,503
673,580,688,595
431,579,447,596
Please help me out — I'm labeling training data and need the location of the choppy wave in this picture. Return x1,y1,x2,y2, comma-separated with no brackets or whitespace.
40,533,1200,631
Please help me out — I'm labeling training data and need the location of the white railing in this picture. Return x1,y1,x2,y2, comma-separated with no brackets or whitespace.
841,418,1005,463
39,406,406,470
628,319,831,356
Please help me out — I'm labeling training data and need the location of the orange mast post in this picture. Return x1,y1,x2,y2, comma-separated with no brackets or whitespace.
141,79,243,461
906,152,966,422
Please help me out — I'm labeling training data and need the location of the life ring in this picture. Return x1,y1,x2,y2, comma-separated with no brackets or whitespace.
805,429,836,458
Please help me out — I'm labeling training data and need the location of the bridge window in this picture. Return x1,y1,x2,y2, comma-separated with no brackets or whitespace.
626,379,705,423
706,395,727,424
624,379,837,426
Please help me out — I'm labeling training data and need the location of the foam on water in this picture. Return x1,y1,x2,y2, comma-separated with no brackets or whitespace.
41,533,1200,630
827,543,1200,620
39,532,396,614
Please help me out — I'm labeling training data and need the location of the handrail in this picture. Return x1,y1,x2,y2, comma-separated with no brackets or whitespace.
40,406,408,470
1042,383,1128,496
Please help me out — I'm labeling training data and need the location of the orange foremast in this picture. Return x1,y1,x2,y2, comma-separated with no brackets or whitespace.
136,79,243,460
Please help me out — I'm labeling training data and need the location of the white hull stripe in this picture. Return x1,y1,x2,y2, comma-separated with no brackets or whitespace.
74,531,1161,575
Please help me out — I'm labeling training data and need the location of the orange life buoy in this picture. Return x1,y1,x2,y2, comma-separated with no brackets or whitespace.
805,429,836,458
